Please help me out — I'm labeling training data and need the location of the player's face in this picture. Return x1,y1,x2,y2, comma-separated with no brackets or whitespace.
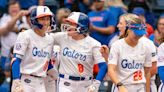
64,21,83,37
158,18,164,34
94,1,104,10
37,16,51,31
62,20,77,32
117,17,126,37
8,3,20,17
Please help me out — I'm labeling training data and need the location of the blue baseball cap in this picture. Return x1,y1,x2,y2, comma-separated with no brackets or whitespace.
160,13,164,18
132,7,145,16
129,24,147,36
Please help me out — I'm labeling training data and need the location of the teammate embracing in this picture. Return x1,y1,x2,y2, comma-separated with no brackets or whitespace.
11,6,57,92
108,13,152,92
51,12,107,92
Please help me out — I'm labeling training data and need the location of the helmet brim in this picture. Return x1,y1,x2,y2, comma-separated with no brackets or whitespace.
36,14,52,18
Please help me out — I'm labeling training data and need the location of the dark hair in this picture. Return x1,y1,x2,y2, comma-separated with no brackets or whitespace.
8,0,19,7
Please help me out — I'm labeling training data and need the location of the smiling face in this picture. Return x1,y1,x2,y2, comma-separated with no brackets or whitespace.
117,16,127,37
37,16,51,31
64,20,80,37
158,18,164,34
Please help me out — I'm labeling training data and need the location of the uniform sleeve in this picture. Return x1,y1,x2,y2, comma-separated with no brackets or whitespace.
149,42,157,62
144,45,152,67
157,43,164,67
93,43,106,64
108,43,119,65
51,32,65,45
13,32,29,56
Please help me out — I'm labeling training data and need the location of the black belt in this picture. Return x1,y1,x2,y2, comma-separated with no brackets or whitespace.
30,74,42,78
59,74,92,81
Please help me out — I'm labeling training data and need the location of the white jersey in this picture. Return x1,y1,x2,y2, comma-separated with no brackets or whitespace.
140,36,157,80
13,29,54,77
52,32,105,77
108,39,152,85
157,42,164,67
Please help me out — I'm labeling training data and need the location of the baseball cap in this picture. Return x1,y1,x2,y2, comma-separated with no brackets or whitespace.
160,13,164,18
132,7,145,16
129,24,147,36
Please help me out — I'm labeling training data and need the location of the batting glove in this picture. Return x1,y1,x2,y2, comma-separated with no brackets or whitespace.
11,79,23,92
87,79,101,92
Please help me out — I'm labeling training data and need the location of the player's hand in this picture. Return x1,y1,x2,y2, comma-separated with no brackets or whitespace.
47,68,58,80
118,86,128,92
11,79,23,92
89,24,95,31
16,10,29,19
87,80,101,92
100,45,109,62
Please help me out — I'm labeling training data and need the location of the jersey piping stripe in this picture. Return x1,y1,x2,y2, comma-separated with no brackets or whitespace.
57,77,60,92
161,83,164,92
112,86,115,92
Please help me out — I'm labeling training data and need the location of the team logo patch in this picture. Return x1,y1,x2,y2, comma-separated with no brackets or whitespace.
24,78,31,83
15,43,22,50
64,81,71,86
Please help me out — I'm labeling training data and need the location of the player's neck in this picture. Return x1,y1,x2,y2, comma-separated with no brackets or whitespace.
125,37,139,47
71,34,86,40
34,28,46,37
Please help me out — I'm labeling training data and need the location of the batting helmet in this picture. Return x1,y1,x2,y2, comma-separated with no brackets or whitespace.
61,12,90,35
30,6,56,30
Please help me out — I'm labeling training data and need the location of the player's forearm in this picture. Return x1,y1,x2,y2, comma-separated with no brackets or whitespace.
158,66,164,83
2,14,20,35
108,64,120,84
0,18,17,35
96,62,107,81
93,26,115,35
144,67,151,92
12,57,21,79
150,62,157,77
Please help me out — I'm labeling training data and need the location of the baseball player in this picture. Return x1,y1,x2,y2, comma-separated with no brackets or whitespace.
141,37,157,92
51,12,107,92
11,6,57,92
117,12,158,92
108,13,152,92
157,42,164,92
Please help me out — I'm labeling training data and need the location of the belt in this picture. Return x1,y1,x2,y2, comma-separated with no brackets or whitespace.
29,74,42,78
21,73,43,78
59,74,92,81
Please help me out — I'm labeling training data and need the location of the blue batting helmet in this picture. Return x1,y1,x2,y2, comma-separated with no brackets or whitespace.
65,12,90,34
30,6,56,30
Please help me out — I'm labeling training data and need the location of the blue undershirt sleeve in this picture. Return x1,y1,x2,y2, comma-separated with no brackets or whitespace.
96,62,108,81
12,54,21,79
158,66,164,83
